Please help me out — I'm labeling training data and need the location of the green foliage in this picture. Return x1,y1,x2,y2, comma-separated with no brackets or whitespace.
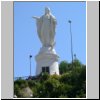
14,79,29,97
60,72,71,83
27,80,36,88
59,95,68,98
14,79,28,89
59,61,70,74
14,60,86,98
73,59,82,68
14,84,21,97
50,74,60,80
45,78,60,90
41,72,50,81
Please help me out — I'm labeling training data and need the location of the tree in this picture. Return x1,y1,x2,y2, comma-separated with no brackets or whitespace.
59,61,69,74
73,59,82,68
40,72,50,82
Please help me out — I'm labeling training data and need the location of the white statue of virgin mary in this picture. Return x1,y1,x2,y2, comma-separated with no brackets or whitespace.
33,7,57,47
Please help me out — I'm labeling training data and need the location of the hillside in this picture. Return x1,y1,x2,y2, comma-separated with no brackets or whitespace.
14,59,86,98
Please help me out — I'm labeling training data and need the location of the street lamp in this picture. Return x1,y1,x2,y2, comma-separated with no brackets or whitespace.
29,55,32,76
68,20,74,68
74,54,77,60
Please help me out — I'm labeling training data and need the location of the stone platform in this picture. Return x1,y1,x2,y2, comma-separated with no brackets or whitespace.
35,46,59,75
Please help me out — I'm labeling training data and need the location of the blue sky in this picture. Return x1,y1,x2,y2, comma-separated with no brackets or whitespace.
14,1,86,77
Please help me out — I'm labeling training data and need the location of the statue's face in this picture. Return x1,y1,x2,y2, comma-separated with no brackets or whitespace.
45,7,50,14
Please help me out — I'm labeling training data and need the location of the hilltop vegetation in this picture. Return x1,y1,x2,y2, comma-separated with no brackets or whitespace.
14,59,86,98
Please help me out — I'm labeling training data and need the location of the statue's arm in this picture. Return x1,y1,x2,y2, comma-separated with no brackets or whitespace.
32,16,39,20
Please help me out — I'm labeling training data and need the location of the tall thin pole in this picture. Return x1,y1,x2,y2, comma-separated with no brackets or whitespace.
74,54,76,60
68,20,73,67
29,55,32,76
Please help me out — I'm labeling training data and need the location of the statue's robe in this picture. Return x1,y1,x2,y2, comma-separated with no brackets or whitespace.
36,14,57,47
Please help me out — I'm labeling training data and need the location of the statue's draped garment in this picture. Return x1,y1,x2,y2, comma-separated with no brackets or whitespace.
36,14,57,47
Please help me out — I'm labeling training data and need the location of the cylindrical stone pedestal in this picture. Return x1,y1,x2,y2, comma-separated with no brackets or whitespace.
35,46,59,75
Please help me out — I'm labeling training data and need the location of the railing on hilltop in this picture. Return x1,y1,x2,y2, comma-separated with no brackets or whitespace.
14,75,38,81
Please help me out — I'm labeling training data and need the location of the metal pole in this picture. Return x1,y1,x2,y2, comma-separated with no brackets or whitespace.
74,54,76,60
68,20,73,68
30,57,31,76
29,55,32,76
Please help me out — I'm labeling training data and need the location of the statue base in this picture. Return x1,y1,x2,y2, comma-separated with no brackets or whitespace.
35,46,59,75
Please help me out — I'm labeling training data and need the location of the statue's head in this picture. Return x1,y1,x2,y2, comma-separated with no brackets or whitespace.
45,7,51,15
